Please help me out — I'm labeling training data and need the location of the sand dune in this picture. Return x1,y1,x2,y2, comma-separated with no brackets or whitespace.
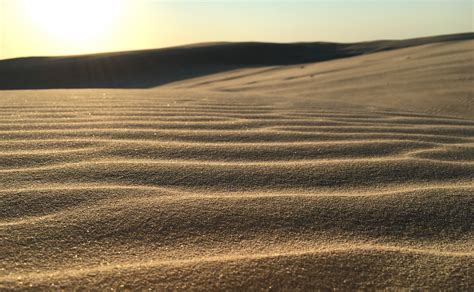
1,35,473,289
0,32,472,89
169,39,474,119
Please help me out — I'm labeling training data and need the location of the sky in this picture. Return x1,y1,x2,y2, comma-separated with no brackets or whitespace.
0,0,472,59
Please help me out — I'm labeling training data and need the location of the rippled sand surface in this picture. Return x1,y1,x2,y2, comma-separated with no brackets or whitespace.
1,40,473,290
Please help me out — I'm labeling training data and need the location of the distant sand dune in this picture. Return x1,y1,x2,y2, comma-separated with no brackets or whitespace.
0,35,473,289
0,32,472,89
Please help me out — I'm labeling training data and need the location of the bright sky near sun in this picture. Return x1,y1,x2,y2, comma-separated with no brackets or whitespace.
0,0,472,59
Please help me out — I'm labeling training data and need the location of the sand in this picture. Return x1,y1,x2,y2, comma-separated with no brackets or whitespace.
0,38,473,290
1,32,472,90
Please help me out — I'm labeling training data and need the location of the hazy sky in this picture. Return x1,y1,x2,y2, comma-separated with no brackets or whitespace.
0,0,472,59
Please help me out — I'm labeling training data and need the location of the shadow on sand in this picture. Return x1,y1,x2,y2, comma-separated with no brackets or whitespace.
0,33,473,90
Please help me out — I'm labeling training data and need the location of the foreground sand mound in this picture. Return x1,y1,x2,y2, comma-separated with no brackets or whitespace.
0,39,473,289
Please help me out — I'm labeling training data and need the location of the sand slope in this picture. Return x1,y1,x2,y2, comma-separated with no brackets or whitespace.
170,40,474,119
0,32,472,89
0,38,473,290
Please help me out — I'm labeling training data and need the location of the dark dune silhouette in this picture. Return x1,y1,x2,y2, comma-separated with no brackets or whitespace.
0,32,473,89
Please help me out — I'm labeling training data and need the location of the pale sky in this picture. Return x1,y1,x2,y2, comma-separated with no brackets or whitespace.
0,0,472,59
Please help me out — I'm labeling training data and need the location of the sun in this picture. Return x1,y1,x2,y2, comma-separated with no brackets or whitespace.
23,0,123,43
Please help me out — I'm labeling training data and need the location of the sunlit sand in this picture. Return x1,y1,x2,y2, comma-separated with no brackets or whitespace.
0,35,473,290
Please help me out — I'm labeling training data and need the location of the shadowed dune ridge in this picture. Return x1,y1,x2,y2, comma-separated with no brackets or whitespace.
0,35,473,290
0,32,473,89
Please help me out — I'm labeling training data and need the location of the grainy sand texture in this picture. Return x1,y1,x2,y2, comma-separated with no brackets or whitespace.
0,37,473,290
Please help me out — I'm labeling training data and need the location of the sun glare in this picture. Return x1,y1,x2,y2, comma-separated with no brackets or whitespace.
23,0,123,43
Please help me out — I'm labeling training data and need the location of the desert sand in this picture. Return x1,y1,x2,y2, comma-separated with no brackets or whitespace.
0,36,473,290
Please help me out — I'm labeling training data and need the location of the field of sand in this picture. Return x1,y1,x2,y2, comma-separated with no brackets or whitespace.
0,39,473,289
